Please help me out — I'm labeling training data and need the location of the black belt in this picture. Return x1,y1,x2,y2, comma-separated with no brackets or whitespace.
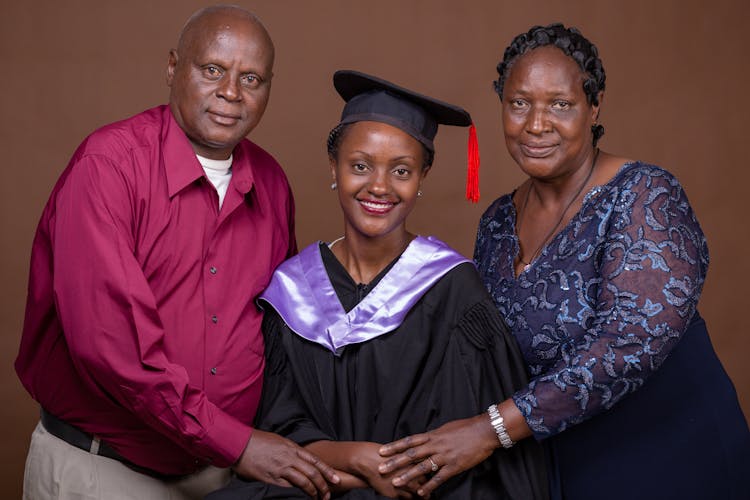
39,408,189,481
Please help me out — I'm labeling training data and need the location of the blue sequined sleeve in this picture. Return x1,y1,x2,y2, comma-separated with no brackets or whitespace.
478,164,710,437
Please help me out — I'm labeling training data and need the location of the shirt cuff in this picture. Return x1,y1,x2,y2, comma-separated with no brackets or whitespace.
196,409,254,467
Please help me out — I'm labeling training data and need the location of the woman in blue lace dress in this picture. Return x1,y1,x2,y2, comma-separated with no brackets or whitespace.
379,24,750,499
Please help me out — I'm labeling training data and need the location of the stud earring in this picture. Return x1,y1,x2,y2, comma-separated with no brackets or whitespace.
331,182,337,190
417,190,423,197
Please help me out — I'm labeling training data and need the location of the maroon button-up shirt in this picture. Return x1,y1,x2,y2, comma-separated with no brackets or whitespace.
16,105,296,475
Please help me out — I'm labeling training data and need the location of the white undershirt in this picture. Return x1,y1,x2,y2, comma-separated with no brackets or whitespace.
197,154,233,209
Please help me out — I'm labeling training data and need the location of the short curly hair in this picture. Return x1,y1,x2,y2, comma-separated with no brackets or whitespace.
494,23,606,145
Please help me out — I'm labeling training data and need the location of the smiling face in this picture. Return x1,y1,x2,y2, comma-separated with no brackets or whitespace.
501,45,601,181
331,121,428,244
167,10,274,159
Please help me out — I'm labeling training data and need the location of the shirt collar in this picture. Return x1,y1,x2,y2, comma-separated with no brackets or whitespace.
162,106,255,198
229,144,254,195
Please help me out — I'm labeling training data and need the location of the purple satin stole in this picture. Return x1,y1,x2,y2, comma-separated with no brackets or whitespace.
259,235,470,353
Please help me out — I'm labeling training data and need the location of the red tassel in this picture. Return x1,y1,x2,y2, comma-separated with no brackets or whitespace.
466,123,480,203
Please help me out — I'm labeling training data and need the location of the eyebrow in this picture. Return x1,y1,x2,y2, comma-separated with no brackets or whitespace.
350,151,419,162
194,56,268,78
509,86,577,96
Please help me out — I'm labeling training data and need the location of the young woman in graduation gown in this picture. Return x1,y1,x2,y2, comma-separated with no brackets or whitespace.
206,71,548,499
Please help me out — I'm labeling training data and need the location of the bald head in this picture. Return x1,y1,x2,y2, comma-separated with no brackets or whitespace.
166,5,276,159
177,5,274,64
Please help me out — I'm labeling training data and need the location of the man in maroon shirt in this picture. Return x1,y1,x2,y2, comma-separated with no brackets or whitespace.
16,5,338,499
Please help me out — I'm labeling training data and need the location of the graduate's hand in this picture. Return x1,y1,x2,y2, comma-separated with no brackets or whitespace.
351,442,424,498
234,429,340,500
378,414,499,498
330,469,368,494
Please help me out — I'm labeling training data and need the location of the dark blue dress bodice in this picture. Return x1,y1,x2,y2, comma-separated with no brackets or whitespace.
475,162,750,499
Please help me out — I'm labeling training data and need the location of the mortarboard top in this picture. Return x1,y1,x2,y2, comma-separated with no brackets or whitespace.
332,70,481,202
334,70,471,154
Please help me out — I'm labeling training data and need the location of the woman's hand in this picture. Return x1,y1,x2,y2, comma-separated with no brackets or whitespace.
305,440,424,498
350,442,424,498
330,469,368,494
377,414,501,498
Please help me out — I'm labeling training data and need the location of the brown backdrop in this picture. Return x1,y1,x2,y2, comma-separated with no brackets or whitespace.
2,0,748,495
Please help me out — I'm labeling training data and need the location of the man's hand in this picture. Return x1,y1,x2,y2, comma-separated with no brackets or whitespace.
234,429,340,499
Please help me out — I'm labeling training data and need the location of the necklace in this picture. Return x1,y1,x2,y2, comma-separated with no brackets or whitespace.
517,148,600,273
332,234,414,284
328,236,345,248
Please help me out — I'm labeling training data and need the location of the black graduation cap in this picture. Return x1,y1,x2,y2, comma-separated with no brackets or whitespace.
332,70,481,202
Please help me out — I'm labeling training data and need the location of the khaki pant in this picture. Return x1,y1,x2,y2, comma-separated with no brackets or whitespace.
23,422,231,500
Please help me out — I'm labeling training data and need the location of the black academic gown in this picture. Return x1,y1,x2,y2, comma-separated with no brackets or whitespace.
207,244,548,499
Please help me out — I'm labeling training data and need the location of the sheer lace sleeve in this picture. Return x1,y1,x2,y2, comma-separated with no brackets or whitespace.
513,165,709,437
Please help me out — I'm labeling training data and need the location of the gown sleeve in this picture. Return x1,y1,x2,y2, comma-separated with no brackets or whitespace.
513,166,710,436
254,308,334,445
452,292,550,500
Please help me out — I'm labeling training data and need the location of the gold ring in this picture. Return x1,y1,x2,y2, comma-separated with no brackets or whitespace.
427,457,439,472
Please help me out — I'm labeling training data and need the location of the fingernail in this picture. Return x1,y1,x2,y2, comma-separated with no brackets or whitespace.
393,477,404,486
333,474,340,483
378,464,387,473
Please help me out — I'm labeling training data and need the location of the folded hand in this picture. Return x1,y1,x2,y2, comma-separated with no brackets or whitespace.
378,414,499,498
234,429,340,499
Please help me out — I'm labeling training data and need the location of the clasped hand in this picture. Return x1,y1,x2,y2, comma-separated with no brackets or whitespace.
377,414,499,498
347,442,427,498
306,440,427,498
234,429,340,499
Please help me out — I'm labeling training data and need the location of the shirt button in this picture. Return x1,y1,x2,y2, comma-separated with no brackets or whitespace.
209,266,217,275
210,367,217,375
211,315,218,324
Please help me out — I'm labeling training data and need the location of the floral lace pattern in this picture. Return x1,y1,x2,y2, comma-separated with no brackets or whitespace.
474,162,709,437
